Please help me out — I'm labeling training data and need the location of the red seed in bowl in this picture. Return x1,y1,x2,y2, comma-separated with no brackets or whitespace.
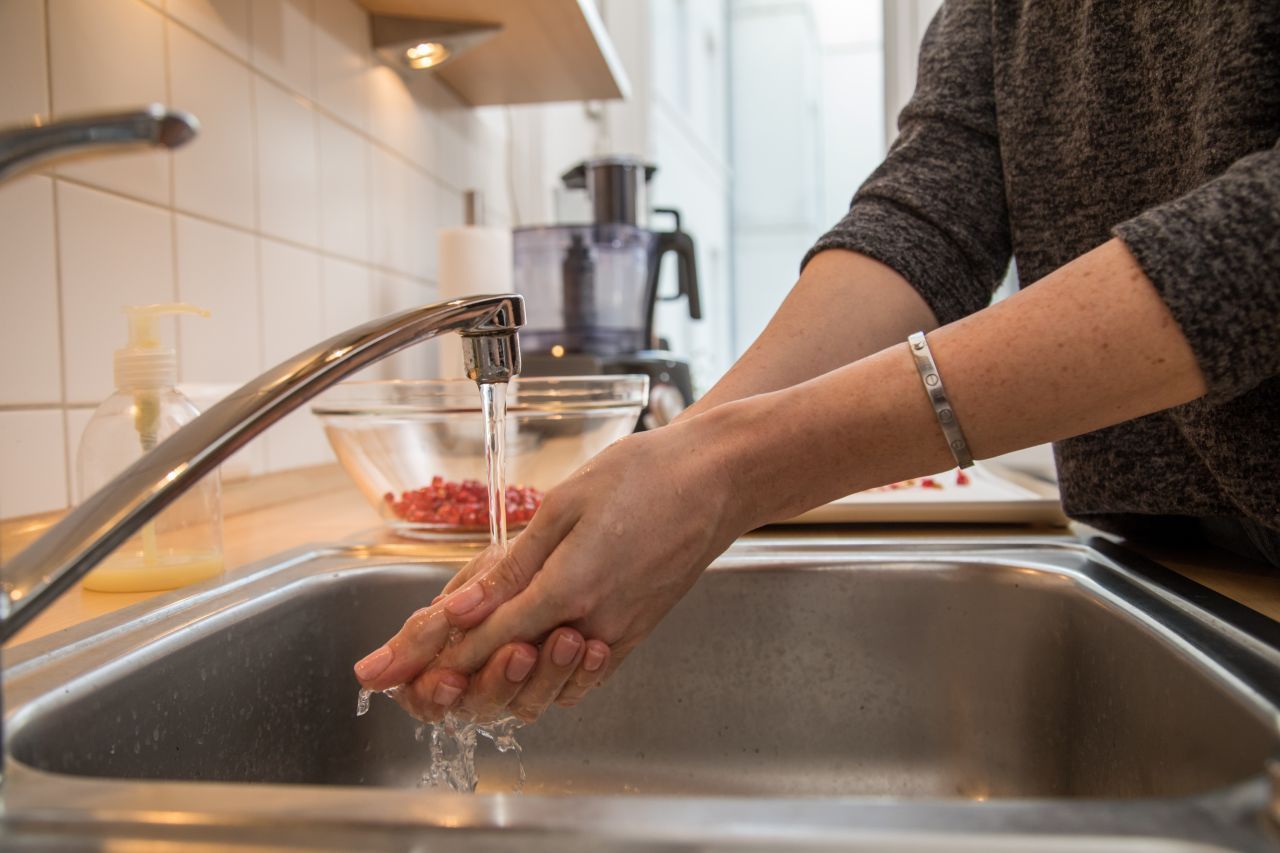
385,478,545,529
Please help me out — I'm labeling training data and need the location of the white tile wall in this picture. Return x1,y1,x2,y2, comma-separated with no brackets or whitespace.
57,181,176,403
0,0,523,520
167,0,251,61
321,256,373,335
259,236,322,364
372,270,437,380
317,115,369,261
64,407,95,502
313,0,370,130
0,410,69,517
175,215,260,384
250,0,316,98
170,21,257,228
254,76,321,246
258,236,328,472
0,0,49,124
0,177,61,405
48,0,171,205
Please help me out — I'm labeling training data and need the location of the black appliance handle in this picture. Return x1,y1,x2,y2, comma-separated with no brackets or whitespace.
652,207,702,321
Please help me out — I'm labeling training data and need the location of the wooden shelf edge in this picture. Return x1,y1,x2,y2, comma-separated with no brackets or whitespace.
356,0,630,106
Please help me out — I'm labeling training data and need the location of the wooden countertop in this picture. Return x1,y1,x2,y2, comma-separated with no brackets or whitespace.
5,466,1278,649
3,467,382,647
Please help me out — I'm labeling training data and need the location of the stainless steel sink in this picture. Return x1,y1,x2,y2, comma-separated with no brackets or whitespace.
3,536,1279,850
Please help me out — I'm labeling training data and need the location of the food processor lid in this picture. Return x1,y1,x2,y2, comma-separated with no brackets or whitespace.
560,156,656,189
561,156,658,228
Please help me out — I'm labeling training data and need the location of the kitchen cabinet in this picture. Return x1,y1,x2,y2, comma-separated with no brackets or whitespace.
355,0,630,105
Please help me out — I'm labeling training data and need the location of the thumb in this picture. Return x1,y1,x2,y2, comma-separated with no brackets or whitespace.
437,494,576,630
432,540,585,674
354,604,453,692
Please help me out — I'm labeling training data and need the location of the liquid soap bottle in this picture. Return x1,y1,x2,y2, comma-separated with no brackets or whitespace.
77,303,225,592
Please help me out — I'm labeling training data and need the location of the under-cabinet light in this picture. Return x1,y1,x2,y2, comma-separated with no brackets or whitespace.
370,15,501,74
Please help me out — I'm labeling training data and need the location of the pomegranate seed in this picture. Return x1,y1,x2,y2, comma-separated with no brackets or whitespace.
385,476,545,530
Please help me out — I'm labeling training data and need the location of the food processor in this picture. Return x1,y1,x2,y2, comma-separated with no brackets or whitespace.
513,156,702,428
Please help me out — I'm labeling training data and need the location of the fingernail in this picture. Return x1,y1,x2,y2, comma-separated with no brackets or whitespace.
355,645,393,680
505,649,536,683
583,645,607,672
431,594,444,605
444,583,484,617
433,681,463,706
552,633,582,667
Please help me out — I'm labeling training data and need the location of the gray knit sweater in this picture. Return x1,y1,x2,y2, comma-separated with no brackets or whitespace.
806,0,1279,560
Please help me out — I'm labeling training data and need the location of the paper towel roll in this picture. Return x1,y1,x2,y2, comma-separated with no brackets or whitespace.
435,225,513,378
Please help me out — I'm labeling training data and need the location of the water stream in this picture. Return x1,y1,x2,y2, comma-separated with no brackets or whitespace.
479,382,508,551
357,379,526,793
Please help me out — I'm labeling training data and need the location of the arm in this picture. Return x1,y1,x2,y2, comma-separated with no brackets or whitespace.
354,0,1014,717
726,237,1207,522
680,251,938,418
689,0,1011,416
395,236,1205,691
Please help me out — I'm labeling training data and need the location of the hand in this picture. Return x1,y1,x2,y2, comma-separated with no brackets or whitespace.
408,414,746,717
354,546,612,723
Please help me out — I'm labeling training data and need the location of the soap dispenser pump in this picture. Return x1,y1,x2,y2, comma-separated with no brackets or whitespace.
77,303,225,592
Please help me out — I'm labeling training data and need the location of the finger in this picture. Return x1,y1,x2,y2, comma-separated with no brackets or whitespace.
437,494,578,631
392,669,468,723
456,642,539,722
432,544,589,675
440,543,505,598
509,628,585,723
554,640,611,707
353,604,453,692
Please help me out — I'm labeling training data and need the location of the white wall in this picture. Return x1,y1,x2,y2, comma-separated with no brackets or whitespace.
728,0,884,358
882,0,943,148
504,0,733,395
647,0,732,391
0,0,517,519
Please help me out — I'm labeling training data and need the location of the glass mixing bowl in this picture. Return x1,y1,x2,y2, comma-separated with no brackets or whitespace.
311,376,648,540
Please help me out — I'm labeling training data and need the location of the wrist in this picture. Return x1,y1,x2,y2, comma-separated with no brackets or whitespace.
679,389,811,531
685,341,960,528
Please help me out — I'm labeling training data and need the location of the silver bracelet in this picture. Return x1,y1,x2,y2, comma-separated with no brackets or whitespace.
907,331,975,469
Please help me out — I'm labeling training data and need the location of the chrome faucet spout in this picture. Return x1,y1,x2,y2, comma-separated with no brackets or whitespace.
0,104,198,183
0,294,524,643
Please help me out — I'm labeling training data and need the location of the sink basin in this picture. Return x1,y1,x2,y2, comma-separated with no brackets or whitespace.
4,536,1279,850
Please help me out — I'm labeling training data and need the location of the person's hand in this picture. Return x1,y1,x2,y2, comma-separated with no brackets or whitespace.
403,414,748,719
353,546,612,723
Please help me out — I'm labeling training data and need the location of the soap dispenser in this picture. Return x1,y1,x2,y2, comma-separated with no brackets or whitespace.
77,303,225,592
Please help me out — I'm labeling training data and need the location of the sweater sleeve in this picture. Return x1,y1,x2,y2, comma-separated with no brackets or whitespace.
1113,141,1280,401
803,0,1011,325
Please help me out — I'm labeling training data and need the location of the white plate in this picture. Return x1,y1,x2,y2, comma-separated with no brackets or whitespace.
787,462,1068,526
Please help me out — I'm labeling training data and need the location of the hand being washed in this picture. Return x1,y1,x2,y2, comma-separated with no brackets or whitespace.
353,546,612,723
354,413,747,723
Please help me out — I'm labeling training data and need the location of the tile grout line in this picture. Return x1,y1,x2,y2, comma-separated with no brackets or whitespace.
48,173,436,288
162,11,184,385
43,0,73,509
308,0,327,342
160,7,479,200
0,403,97,413
247,0,270,477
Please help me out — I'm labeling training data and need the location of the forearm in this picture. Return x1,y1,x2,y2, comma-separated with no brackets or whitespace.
681,250,938,418
705,238,1208,527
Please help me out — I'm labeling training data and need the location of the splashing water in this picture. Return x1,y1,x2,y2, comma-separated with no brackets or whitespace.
356,379,526,793
356,680,526,792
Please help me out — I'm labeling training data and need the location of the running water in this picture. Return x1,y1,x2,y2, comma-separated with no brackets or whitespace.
479,382,508,550
357,379,526,793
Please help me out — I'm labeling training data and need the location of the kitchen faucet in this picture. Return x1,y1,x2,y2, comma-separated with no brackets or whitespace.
0,102,525,793
0,104,526,640
0,296,523,641
0,104,198,183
